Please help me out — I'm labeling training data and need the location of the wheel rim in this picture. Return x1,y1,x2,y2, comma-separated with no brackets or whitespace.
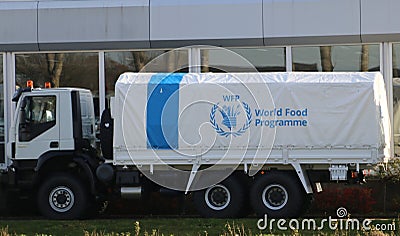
204,184,231,211
261,184,288,210
48,186,75,213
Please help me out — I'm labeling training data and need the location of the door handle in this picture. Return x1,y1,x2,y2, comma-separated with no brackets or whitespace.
50,141,59,148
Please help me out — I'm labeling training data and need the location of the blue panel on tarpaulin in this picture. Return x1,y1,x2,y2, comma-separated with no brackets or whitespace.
146,73,185,149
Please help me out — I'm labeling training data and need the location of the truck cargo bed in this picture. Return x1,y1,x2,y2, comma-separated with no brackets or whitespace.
111,72,390,168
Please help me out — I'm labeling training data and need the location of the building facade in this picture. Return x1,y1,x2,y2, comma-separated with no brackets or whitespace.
1,0,400,168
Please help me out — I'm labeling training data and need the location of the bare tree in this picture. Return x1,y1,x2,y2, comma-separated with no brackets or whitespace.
360,45,369,72
201,49,209,72
319,46,333,72
46,53,65,87
132,51,148,71
166,50,176,72
177,50,189,72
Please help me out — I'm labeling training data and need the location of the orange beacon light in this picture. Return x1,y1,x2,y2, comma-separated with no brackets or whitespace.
26,80,33,88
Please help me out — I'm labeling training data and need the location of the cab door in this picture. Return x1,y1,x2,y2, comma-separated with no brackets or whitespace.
15,94,59,160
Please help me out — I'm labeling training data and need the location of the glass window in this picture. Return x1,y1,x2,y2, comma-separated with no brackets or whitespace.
393,43,400,156
292,45,380,72
200,47,286,72
19,96,56,142
15,52,99,118
394,44,400,78
0,54,4,163
105,50,189,104
23,96,56,124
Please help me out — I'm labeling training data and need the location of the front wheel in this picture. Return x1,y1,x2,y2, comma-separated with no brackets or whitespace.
193,175,245,218
37,173,89,219
250,172,305,218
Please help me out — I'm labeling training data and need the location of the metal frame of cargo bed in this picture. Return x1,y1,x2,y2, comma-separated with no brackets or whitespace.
112,146,382,168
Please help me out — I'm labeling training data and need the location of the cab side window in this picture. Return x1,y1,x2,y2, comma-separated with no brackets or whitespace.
19,96,56,141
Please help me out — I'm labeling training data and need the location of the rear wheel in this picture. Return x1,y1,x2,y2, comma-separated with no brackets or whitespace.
37,173,88,219
250,172,305,218
193,175,245,218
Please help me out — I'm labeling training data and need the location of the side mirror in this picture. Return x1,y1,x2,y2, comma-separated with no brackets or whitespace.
12,87,31,102
12,88,23,102
18,97,28,126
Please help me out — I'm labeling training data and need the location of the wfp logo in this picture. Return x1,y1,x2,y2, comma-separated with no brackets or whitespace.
210,95,252,137
220,105,240,130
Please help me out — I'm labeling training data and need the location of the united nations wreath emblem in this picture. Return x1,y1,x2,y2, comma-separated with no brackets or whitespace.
210,101,252,137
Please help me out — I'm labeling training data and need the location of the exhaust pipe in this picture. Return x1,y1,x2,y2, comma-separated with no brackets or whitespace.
120,187,142,199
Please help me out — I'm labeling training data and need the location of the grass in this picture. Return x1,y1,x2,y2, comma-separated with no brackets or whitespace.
2,218,248,236
0,218,398,236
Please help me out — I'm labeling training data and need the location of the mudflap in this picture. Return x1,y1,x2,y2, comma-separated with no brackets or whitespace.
0,174,9,212
0,171,19,214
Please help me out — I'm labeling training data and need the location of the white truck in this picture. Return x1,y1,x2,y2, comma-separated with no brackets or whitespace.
0,72,391,219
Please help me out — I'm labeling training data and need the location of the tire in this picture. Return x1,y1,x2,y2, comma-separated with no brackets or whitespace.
37,173,89,219
193,175,245,218
250,172,305,218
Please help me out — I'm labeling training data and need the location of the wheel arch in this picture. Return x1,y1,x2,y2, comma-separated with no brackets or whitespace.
252,165,313,194
34,151,97,194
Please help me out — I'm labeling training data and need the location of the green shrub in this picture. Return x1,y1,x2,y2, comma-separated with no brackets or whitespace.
372,159,400,183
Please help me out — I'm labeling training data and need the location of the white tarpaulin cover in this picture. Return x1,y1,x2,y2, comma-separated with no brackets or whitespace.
112,72,391,162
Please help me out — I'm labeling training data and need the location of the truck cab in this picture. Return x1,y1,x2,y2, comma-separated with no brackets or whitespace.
10,88,96,159
2,87,99,219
